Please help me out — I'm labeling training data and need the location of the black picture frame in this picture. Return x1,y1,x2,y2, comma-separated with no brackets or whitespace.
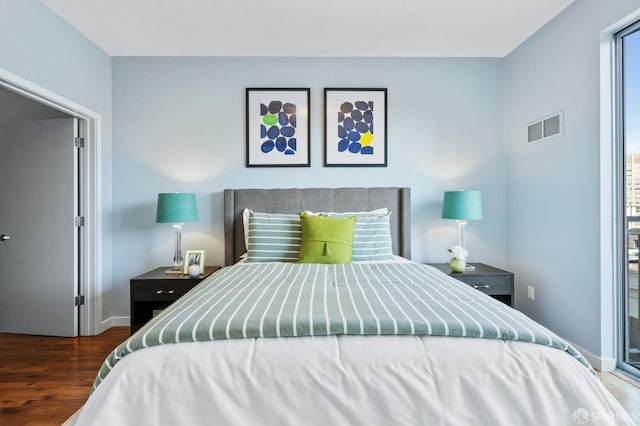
246,88,310,167
324,88,387,167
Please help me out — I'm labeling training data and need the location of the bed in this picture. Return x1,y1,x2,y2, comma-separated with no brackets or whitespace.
75,187,634,426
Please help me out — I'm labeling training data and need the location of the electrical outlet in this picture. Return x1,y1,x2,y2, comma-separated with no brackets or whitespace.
527,286,535,300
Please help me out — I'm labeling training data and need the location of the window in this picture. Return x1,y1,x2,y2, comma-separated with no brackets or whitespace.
616,20,640,378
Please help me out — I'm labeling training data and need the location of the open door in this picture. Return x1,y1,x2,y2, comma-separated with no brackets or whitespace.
0,118,79,337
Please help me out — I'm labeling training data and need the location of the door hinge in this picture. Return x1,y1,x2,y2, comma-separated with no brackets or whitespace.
74,216,85,227
74,295,85,306
74,137,85,148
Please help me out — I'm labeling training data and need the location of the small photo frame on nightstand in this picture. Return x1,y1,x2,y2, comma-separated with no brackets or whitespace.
183,249,205,276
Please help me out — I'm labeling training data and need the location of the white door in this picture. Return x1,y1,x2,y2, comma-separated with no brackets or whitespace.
0,118,79,337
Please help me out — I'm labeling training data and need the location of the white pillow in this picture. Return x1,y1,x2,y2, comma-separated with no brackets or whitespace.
242,208,251,250
303,208,388,216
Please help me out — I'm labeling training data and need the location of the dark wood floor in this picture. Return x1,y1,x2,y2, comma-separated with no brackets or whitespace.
0,327,129,425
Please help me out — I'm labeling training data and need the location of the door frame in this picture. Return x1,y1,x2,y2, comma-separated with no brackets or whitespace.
611,16,640,379
0,67,103,336
601,7,640,377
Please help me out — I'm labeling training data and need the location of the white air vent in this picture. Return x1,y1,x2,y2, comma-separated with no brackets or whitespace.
528,111,563,143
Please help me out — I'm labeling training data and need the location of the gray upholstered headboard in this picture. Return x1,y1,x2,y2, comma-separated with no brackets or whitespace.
223,187,411,266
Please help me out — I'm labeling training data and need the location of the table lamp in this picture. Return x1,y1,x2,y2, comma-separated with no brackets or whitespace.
441,190,483,271
156,193,198,273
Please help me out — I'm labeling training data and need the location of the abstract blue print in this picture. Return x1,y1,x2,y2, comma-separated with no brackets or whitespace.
337,100,374,155
260,101,297,155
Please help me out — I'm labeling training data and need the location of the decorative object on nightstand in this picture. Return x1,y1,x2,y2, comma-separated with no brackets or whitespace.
130,266,221,334
447,245,468,273
426,263,514,307
188,264,201,278
156,193,199,274
441,190,483,271
183,249,205,276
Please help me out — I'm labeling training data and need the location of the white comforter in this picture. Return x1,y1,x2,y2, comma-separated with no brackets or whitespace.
76,334,634,425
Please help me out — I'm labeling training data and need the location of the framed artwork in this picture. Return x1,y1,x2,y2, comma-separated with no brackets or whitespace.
183,249,205,275
324,88,387,167
246,88,310,167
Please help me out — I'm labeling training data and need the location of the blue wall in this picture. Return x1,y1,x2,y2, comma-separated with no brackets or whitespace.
111,57,507,319
504,0,640,359
0,0,114,319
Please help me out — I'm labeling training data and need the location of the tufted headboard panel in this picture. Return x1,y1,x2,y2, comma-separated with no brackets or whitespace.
223,187,411,266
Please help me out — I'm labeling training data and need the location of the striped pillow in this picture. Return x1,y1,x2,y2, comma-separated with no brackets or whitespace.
327,212,394,261
246,211,302,262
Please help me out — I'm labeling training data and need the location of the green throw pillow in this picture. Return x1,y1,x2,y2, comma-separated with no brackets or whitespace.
298,212,356,264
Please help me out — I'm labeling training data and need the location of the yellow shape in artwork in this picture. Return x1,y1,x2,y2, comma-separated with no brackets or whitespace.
361,132,374,146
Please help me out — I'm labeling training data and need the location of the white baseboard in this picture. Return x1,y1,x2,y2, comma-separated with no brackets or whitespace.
571,342,617,372
102,316,130,331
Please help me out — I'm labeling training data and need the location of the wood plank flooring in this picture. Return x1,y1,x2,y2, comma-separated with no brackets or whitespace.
1,327,639,425
0,327,129,425
598,370,640,415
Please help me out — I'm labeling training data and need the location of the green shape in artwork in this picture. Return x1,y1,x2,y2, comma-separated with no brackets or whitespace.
263,114,278,126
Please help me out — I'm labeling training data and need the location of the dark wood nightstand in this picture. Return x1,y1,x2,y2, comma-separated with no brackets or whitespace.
426,263,514,307
129,266,221,334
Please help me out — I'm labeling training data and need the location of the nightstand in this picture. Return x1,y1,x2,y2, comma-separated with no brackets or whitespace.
426,263,514,307
129,266,221,334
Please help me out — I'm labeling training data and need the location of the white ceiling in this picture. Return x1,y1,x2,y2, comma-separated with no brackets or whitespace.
41,0,576,57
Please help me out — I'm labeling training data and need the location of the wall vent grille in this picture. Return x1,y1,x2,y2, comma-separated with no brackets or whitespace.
528,111,563,143
528,122,543,142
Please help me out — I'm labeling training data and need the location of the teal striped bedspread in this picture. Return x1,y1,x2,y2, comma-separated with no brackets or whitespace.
94,262,592,390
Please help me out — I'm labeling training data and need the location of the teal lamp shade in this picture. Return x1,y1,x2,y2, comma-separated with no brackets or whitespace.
441,190,483,220
156,193,198,224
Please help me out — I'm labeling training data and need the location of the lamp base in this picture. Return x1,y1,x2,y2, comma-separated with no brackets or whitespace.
165,223,185,275
464,264,476,272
